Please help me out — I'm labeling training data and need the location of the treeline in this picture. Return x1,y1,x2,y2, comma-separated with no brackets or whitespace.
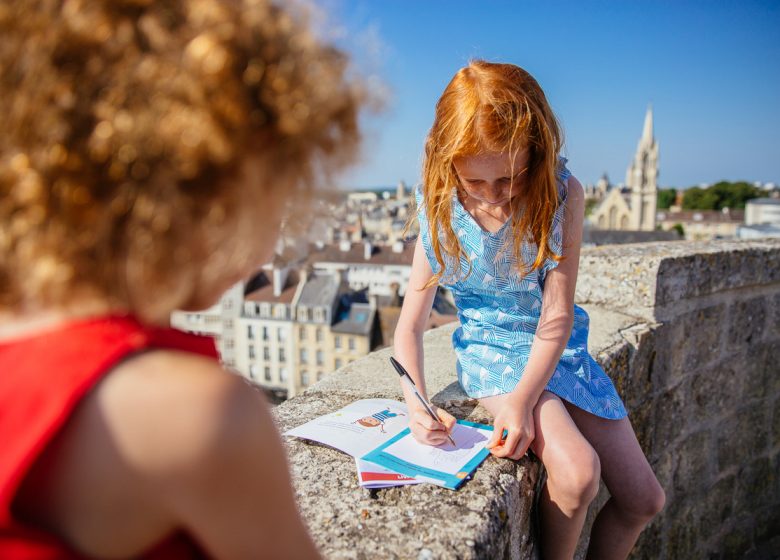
657,181,764,211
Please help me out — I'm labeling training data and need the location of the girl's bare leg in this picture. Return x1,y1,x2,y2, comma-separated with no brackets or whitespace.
481,391,600,560
561,401,666,560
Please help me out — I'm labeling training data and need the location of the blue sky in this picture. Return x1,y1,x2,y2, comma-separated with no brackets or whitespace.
317,0,780,190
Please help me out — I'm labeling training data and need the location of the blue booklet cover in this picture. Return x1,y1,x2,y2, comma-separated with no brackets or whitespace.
361,419,493,490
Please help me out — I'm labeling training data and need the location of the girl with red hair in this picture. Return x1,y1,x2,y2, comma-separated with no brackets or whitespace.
394,60,665,559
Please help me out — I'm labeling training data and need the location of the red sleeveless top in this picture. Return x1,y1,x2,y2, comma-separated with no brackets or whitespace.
0,315,218,559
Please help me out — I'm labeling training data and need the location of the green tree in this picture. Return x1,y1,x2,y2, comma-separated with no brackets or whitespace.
681,181,763,210
709,181,762,209
682,186,718,210
657,188,677,209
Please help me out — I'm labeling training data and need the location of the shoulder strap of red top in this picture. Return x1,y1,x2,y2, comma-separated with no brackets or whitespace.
0,315,217,559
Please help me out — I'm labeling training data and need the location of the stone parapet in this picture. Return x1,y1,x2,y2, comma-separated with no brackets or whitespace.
275,238,780,559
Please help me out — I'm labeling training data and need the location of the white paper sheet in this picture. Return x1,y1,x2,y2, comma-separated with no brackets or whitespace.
380,422,491,476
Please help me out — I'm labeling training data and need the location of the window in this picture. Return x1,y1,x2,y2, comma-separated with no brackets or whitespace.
316,350,323,366
315,328,323,342
300,349,308,364
247,325,255,340
249,365,257,380
280,368,288,382
279,348,286,362
334,336,341,349
317,371,324,381
248,345,255,359
224,339,235,349
262,326,269,341
335,358,342,369
348,337,355,351
301,371,309,387
264,367,271,381
263,347,270,361
278,328,286,342
225,319,233,330
299,327,306,341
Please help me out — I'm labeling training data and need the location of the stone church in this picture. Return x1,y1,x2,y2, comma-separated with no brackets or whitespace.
591,107,659,231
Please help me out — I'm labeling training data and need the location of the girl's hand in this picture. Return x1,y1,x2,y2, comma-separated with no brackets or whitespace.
486,395,535,460
408,405,457,447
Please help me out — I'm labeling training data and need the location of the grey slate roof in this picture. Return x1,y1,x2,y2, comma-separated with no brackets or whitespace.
297,272,340,308
331,302,375,336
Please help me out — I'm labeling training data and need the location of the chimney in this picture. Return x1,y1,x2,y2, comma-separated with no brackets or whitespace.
273,267,288,297
363,240,373,260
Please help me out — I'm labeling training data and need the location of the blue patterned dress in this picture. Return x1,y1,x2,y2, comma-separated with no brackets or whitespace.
416,160,627,419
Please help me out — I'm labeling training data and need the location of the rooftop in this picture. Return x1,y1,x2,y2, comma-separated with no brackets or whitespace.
308,241,415,266
244,271,298,304
297,272,341,309
331,302,375,336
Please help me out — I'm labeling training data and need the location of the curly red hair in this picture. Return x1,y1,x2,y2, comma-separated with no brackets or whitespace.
0,0,363,320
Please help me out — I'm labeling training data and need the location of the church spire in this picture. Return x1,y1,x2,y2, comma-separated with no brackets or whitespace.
641,104,654,148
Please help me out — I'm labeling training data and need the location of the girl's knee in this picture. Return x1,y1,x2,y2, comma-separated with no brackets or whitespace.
618,478,666,522
548,448,601,509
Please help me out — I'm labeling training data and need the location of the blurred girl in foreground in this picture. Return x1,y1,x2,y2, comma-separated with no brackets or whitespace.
0,1,362,557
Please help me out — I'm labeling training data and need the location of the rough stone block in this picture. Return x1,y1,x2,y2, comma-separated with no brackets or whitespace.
689,358,742,426
665,505,698,559
727,296,768,351
751,503,780,551
673,304,726,373
697,474,735,538
770,292,780,342
673,430,713,496
734,457,774,514
740,342,778,402
721,516,755,558
716,406,769,474
646,329,676,394
653,382,690,450
773,398,780,450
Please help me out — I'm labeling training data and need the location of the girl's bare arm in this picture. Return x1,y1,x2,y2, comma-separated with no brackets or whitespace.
393,236,455,444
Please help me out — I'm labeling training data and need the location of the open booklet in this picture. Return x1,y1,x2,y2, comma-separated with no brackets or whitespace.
284,398,493,490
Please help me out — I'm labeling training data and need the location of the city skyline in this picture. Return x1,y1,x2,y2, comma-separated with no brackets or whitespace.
318,0,780,190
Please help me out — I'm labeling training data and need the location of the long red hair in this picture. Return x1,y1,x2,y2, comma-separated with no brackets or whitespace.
420,60,564,287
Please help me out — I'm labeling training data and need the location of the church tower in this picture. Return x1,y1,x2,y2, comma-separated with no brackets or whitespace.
626,106,659,231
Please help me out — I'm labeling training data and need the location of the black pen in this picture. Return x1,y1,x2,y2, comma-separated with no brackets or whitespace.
389,356,456,446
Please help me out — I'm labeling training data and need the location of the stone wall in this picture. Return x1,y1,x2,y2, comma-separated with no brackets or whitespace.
575,239,780,558
275,238,780,559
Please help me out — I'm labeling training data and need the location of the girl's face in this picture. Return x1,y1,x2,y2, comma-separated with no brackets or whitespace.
453,150,529,206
